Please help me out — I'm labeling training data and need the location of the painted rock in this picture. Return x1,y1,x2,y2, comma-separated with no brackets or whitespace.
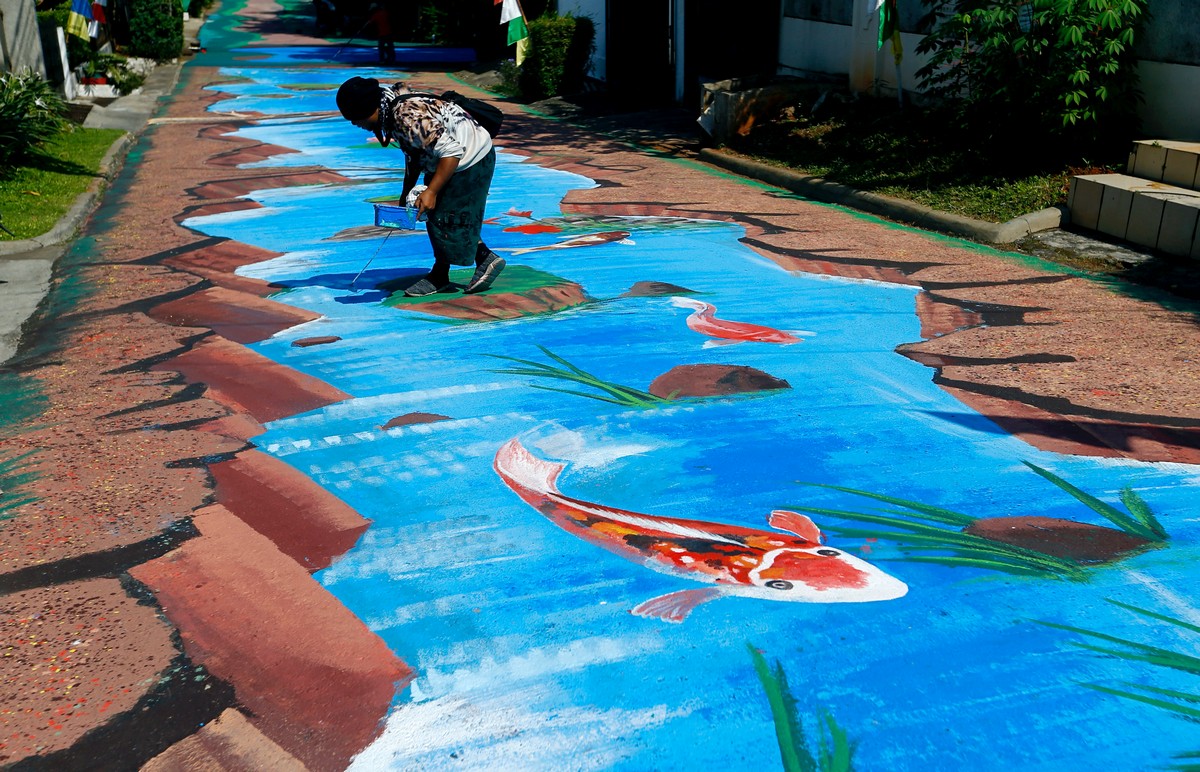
381,413,452,429
618,281,697,298
293,336,342,347
964,516,1154,564
648,364,791,399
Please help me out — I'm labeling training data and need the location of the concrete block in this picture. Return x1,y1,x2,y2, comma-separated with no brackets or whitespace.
1158,198,1200,258
1097,183,1135,239
1130,141,1167,180
1125,193,1167,250
1068,175,1107,231
1163,147,1200,190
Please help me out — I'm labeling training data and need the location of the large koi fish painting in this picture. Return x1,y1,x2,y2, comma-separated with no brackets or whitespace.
494,438,908,622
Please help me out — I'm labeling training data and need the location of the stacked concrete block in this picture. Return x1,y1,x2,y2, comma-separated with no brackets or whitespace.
1071,140,1200,259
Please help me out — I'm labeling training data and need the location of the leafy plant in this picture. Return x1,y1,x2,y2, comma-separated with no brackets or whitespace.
788,464,1165,580
1036,599,1200,765
915,0,1149,157
486,346,673,408
1022,461,1166,542
789,483,1087,579
518,13,595,100
748,644,855,772
0,70,68,169
128,0,183,61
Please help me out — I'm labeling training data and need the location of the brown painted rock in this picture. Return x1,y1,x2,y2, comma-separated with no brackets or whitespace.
649,364,791,399
964,516,1154,564
210,450,370,572
292,336,342,347
414,283,590,322
129,505,412,772
618,281,696,298
149,286,320,344
381,412,451,429
142,708,306,771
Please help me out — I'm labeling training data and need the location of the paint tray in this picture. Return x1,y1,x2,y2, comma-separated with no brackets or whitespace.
374,203,422,230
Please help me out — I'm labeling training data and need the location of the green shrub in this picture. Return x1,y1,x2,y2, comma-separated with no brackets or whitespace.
128,0,183,61
0,70,68,169
916,0,1149,159
518,13,595,101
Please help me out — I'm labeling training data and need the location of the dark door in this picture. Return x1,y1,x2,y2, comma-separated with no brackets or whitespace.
607,0,676,107
683,0,780,106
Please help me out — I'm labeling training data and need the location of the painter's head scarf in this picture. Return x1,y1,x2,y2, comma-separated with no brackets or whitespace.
335,76,382,122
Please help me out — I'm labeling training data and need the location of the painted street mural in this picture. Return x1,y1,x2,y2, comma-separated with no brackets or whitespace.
163,58,1200,771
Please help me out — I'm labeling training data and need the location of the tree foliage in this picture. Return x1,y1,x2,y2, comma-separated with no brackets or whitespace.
915,0,1149,158
128,0,183,61
518,13,595,101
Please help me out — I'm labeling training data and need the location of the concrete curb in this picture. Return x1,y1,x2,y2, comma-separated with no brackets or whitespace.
0,62,184,257
698,147,1069,245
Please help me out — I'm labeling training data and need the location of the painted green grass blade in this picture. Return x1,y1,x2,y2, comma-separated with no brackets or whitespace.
897,555,1067,578
536,345,599,379
1119,683,1200,705
1106,599,1200,635
796,483,976,526
1022,462,1158,540
817,710,855,772
1068,642,1200,676
748,644,816,772
1036,619,1200,664
1082,683,1200,721
820,525,1082,576
526,384,637,406
792,507,1082,572
1119,486,1168,540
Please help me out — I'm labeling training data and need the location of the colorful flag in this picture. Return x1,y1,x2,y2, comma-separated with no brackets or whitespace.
499,0,528,46
871,0,902,65
66,0,94,40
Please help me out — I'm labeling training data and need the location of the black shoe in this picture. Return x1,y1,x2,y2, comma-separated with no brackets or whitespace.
464,254,506,294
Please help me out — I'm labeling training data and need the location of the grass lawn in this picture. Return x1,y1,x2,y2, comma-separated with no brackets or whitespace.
730,94,1120,224
0,128,124,241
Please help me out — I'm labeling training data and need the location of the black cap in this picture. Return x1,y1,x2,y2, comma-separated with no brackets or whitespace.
336,76,382,121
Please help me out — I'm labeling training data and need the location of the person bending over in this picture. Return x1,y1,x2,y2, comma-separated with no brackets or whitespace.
335,76,505,296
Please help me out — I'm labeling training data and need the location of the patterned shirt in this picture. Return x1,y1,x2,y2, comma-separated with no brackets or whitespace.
380,86,492,174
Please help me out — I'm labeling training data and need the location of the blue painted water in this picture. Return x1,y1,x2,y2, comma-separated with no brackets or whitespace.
182,68,1200,770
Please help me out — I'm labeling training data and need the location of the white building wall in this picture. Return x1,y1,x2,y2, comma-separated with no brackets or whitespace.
1139,61,1200,141
0,0,48,75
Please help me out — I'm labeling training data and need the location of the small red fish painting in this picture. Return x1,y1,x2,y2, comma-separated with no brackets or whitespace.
494,438,908,623
506,208,534,218
670,296,808,346
500,231,635,256
504,223,563,234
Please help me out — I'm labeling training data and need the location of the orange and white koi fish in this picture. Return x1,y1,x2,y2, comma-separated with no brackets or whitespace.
494,439,907,623
670,296,807,346
499,230,634,256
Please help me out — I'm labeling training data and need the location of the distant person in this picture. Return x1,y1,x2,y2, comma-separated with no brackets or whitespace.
367,3,395,64
335,77,505,297
313,0,336,35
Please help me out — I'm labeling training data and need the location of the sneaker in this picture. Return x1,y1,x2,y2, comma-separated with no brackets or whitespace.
404,277,448,297
465,254,506,294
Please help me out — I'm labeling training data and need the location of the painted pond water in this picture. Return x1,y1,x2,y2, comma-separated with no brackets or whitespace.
180,64,1200,770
